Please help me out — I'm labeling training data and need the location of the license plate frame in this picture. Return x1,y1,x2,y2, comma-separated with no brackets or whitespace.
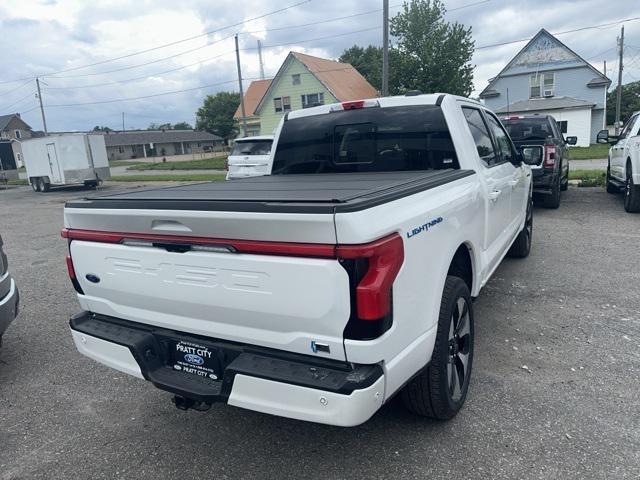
170,339,219,381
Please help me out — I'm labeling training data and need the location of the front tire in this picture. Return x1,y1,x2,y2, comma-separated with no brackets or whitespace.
624,165,640,213
606,163,619,194
508,192,533,258
40,178,50,192
31,178,41,192
401,276,474,420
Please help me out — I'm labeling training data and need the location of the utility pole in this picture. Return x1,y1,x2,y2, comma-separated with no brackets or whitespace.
615,25,624,135
382,0,389,96
603,60,607,130
235,34,248,137
258,40,265,80
122,112,125,132
35,78,48,135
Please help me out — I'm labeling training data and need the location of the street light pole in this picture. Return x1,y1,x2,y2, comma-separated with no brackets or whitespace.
382,0,389,97
235,34,248,137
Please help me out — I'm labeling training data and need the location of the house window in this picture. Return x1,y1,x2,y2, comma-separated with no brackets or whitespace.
530,72,554,98
118,146,125,154
301,92,324,108
14,130,21,139
273,96,291,113
292,74,301,85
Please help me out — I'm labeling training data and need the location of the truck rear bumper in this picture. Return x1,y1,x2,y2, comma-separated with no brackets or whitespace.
69,311,385,426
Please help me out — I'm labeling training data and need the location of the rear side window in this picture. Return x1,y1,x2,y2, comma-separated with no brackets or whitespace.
462,108,498,166
230,140,272,156
271,105,458,175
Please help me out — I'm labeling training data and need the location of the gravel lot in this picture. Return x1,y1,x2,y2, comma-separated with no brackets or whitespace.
1,183,638,479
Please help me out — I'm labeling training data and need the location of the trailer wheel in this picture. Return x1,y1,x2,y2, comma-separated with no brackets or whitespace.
31,178,41,192
40,178,50,192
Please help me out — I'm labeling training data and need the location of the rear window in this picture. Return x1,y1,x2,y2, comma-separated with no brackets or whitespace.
230,139,272,156
503,117,554,141
271,105,458,175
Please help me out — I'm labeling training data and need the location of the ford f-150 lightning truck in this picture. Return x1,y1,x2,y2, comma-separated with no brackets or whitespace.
63,94,537,426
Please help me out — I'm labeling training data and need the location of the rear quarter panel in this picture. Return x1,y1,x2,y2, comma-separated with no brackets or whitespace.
336,174,484,395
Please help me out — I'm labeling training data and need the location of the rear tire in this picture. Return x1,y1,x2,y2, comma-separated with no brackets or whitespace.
40,178,50,192
624,165,640,213
31,178,41,192
508,193,533,258
541,176,561,208
560,163,568,191
401,276,474,420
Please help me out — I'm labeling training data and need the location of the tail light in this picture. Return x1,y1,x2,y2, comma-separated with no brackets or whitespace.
330,99,380,112
338,234,404,340
61,231,84,294
544,144,556,167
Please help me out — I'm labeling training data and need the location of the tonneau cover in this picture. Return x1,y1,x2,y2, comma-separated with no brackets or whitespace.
66,170,474,214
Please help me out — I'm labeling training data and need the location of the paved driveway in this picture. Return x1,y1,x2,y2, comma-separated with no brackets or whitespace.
0,184,638,479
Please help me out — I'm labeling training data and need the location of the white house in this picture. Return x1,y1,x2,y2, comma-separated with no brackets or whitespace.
480,29,610,147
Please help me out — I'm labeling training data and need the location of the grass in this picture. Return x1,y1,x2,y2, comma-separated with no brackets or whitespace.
109,173,227,182
569,144,610,160
109,160,146,168
4,179,28,185
568,169,606,187
126,157,227,171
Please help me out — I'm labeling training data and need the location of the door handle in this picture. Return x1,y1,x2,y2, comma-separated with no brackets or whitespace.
488,190,501,202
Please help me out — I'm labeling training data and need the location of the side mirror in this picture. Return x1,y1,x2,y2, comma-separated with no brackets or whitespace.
520,146,543,166
596,129,617,145
565,136,578,145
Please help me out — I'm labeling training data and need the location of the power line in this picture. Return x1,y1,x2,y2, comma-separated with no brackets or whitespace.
43,26,380,90
0,0,313,85
476,16,640,50
0,90,36,111
0,79,33,98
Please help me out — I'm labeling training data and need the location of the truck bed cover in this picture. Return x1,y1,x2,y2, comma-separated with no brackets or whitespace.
66,170,474,214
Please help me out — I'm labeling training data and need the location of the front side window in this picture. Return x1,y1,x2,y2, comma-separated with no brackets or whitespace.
462,107,498,166
301,92,325,109
485,114,515,163
618,114,639,140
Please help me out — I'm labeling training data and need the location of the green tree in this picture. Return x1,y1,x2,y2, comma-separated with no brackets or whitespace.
195,91,241,140
607,81,640,125
148,122,172,130
92,125,112,132
338,0,475,96
173,121,193,130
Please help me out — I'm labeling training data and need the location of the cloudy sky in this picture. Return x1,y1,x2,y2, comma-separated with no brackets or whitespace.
1,0,639,132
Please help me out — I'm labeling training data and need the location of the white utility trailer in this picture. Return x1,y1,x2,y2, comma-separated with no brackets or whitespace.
22,134,110,192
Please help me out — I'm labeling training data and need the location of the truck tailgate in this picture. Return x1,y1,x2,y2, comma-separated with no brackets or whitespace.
70,240,351,360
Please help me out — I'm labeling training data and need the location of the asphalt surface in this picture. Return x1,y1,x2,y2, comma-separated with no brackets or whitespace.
1,183,639,479
569,158,607,170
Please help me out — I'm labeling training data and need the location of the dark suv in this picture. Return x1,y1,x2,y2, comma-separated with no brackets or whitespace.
503,115,577,208
0,235,19,348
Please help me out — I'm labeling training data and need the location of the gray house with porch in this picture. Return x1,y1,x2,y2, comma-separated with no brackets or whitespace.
102,130,223,160
480,29,610,146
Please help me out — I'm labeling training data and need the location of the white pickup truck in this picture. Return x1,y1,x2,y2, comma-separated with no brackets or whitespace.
62,94,538,426
599,111,640,212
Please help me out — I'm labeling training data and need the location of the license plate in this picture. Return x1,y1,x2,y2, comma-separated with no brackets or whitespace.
171,340,219,380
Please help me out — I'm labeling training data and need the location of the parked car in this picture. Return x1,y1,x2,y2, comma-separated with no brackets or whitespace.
22,134,110,192
62,94,538,426
502,114,577,209
226,135,274,180
0,235,19,349
598,111,640,212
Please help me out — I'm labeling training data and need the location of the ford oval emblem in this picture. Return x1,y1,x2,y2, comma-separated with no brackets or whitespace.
184,353,204,365
85,274,101,284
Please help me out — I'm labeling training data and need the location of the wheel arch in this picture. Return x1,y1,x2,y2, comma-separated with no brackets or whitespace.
447,242,477,297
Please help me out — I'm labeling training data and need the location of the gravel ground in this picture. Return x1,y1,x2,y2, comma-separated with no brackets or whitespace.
0,183,638,480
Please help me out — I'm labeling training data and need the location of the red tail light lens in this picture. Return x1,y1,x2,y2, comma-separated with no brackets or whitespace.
337,234,404,321
544,144,556,167
341,100,366,110
65,255,76,280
